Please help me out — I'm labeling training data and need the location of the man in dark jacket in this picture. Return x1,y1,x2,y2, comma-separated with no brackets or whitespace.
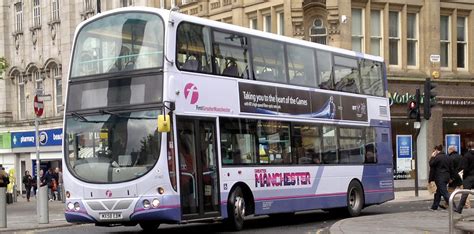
455,142,474,213
448,146,463,192
429,145,452,210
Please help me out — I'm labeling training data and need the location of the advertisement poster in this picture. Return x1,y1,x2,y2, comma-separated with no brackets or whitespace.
445,134,461,154
396,135,412,172
238,82,368,122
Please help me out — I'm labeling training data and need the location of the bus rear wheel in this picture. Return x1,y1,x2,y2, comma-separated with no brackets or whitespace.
226,186,246,231
139,222,160,231
346,180,364,217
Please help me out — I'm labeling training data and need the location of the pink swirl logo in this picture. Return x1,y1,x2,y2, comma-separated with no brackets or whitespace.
184,83,199,104
105,190,112,198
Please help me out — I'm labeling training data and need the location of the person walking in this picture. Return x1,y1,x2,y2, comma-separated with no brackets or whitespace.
429,145,452,210
455,141,474,214
22,170,33,202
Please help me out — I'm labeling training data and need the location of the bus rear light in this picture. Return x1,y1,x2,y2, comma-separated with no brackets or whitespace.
74,202,80,211
67,202,74,210
152,199,160,208
143,199,151,209
66,191,71,198
158,187,165,194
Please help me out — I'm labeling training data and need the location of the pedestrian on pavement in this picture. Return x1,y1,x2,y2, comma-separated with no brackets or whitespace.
448,146,463,191
22,170,33,202
43,168,55,201
429,144,452,210
455,141,474,214
55,167,63,201
0,166,9,188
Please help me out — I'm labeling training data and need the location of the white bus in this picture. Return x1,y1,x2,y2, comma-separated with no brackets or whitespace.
63,7,394,231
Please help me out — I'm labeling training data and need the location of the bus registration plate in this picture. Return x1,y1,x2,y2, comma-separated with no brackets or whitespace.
99,212,122,220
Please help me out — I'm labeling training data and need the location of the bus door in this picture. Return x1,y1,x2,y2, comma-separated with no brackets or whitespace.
176,117,220,219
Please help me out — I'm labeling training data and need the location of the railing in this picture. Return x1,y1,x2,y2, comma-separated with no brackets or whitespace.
448,189,474,234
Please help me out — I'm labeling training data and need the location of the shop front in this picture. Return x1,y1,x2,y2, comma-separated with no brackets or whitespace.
388,80,474,182
2,128,63,194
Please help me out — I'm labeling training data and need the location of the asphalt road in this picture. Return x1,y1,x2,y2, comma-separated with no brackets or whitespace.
35,200,433,234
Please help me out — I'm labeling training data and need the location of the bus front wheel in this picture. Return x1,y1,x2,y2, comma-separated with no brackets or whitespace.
226,186,246,231
139,222,160,231
346,180,364,217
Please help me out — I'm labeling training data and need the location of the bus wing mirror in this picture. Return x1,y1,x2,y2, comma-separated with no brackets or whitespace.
158,114,171,132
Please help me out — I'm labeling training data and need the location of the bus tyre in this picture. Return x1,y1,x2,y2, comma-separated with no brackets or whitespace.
346,181,364,217
139,222,160,231
226,186,245,231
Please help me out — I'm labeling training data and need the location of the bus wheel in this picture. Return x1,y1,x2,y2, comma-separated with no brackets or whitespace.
139,222,160,231
346,180,364,217
226,186,246,231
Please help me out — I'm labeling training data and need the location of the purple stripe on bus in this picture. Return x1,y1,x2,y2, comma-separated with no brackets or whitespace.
65,211,96,223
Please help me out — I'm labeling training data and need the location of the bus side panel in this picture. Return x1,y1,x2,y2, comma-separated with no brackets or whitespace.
361,125,394,205
220,166,364,216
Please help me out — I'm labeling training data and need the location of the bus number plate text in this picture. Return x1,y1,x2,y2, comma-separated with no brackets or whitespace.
99,212,122,220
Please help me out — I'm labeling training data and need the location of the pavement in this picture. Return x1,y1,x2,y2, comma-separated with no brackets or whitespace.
0,187,472,233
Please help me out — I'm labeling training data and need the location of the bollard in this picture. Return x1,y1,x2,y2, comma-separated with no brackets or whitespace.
38,186,49,224
0,187,6,228
12,185,16,203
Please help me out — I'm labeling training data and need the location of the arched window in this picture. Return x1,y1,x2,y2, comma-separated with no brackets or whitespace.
310,18,327,45
17,74,26,120
50,65,62,114
32,69,42,91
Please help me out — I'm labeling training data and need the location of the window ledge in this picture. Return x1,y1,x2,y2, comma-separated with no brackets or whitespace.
48,19,61,26
29,25,41,31
11,31,23,37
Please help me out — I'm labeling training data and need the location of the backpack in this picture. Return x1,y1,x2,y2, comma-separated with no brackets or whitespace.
3,176,9,185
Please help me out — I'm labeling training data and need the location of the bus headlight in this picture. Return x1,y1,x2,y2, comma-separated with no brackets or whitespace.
152,199,160,208
143,199,151,209
74,202,80,211
67,202,74,210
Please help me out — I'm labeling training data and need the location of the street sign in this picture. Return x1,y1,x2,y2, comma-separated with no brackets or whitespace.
34,95,44,117
430,54,440,63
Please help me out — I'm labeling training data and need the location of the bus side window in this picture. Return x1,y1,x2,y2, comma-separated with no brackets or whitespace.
251,37,286,83
176,22,212,73
316,50,333,90
333,56,361,94
287,44,317,87
213,31,249,78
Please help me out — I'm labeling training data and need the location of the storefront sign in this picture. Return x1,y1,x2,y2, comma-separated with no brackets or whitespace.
438,98,474,106
239,82,368,122
0,132,11,149
11,128,63,148
389,91,474,106
445,134,461,154
396,135,412,172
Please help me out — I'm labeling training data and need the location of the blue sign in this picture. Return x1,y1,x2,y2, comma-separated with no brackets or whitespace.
397,135,412,159
11,128,63,148
445,134,461,154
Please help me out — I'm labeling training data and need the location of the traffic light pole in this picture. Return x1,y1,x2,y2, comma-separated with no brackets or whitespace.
413,125,421,197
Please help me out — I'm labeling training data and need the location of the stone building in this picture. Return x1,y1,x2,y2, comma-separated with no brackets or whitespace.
1,0,474,185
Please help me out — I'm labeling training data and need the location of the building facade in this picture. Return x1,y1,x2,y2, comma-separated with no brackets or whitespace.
1,0,474,186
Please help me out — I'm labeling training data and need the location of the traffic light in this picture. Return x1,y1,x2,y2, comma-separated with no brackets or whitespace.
408,88,420,120
423,78,437,120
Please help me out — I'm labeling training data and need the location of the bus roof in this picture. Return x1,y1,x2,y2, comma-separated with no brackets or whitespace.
76,6,384,63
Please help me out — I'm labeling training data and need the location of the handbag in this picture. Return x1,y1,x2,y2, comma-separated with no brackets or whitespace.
428,181,437,194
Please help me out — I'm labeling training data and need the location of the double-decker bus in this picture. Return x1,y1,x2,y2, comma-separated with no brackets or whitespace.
63,7,394,231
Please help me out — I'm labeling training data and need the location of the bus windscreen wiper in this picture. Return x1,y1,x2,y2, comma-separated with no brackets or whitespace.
70,112,105,123
99,109,155,120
